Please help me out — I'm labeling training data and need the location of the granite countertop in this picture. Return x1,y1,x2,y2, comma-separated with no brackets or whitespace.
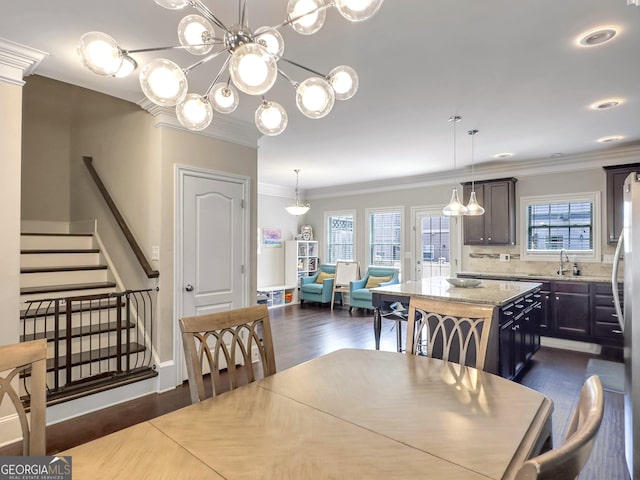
371,277,541,306
457,271,613,283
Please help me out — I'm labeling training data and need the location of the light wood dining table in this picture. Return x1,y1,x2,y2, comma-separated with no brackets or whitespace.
62,348,553,479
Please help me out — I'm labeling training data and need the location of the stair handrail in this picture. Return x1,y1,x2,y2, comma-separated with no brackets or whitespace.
83,156,159,279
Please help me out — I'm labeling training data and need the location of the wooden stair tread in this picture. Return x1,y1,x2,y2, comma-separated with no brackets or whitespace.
20,343,146,376
21,282,117,295
21,265,108,273
21,233,93,237
44,367,158,407
21,321,135,342
21,249,100,254
21,297,122,318
47,343,146,371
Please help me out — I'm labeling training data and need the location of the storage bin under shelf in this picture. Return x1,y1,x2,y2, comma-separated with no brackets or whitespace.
257,285,298,308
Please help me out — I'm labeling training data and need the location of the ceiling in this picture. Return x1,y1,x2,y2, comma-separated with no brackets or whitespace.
2,1,640,192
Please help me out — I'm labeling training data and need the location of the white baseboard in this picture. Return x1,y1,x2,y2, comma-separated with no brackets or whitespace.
45,376,159,426
157,360,179,393
540,336,602,354
0,414,23,449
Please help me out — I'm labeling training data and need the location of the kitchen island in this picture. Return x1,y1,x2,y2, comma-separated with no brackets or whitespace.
371,277,543,378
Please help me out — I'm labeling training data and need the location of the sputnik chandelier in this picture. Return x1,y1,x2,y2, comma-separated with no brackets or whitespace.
77,0,384,136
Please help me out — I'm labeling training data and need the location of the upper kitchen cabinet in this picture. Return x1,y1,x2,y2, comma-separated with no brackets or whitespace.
462,178,517,245
604,163,640,245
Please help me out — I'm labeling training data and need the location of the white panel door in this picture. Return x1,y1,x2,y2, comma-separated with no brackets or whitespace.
181,169,248,318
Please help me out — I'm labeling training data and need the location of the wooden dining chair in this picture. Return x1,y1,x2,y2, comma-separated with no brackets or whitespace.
0,339,47,455
406,297,494,370
179,305,276,404
515,375,604,480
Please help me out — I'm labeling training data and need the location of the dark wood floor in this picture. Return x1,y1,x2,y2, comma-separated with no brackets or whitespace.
2,303,630,479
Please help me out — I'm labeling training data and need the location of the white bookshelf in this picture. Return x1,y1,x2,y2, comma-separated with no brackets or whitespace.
285,240,319,302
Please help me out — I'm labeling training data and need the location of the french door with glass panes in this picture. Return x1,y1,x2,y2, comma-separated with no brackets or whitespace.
413,208,460,280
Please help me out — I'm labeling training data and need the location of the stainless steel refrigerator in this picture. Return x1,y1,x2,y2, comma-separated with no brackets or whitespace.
613,171,640,479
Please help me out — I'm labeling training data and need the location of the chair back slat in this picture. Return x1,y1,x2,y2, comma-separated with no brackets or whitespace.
406,298,494,370
180,305,276,403
0,339,47,455
515,375,604,480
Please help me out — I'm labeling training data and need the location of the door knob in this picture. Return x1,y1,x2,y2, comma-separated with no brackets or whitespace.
185,284,194,292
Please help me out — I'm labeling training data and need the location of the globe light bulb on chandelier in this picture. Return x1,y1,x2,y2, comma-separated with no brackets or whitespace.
77,0,384,136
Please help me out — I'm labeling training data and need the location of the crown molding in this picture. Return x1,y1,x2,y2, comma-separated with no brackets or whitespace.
137,98,260,148
0,38,48,86
258,182,296,198
305,143,640,200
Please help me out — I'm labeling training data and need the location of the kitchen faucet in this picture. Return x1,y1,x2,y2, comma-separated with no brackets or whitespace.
558,249,570,276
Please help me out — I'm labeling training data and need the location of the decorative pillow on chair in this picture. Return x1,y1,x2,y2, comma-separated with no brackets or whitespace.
316,271,335,284
365,275,393,288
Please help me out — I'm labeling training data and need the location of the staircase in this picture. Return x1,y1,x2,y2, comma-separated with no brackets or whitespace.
20,230,157,406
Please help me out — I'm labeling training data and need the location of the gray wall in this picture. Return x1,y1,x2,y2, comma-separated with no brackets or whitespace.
298,165,626,279
22,76,72,221
257,193,301,288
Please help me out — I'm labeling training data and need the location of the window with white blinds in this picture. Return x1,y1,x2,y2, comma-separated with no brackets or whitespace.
368,209,402,269
521,192,601,261
326,212,355,263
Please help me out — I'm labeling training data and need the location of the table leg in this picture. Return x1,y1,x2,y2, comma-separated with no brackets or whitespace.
374,307,381,350
396,319,402,353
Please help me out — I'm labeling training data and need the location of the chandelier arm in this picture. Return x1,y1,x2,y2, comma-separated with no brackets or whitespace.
240,0,248,26
204,55,232,97
271,2,334,31
182,48,229,74
279,57,326,78
125,43,220,55
192,0,230,32
277,69,299,88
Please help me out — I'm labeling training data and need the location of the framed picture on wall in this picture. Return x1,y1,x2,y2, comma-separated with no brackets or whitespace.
263,228,282,247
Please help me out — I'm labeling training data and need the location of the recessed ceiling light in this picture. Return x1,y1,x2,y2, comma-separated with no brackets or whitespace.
494,153,514,159
597,135,624,143
577,26,619,47
589,98,623,110
549,153,564,158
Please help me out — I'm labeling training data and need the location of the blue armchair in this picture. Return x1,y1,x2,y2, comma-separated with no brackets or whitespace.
300,264,338,305
349,266,399,312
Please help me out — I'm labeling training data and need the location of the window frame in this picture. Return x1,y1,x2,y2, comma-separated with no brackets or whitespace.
365,206,404,273
520,191,601,263
324,210,357,264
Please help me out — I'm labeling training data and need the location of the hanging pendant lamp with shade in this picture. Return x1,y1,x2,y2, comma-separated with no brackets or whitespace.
285,169,310,216
465,129,485,216
442,115,468,216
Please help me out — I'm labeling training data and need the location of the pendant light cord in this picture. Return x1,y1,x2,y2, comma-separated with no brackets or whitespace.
449,116,461,171
469,129,478,191
294,169,301,205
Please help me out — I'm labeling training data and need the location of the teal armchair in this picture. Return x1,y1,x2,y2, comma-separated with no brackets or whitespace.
300,264,338,305
349,266,399,312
